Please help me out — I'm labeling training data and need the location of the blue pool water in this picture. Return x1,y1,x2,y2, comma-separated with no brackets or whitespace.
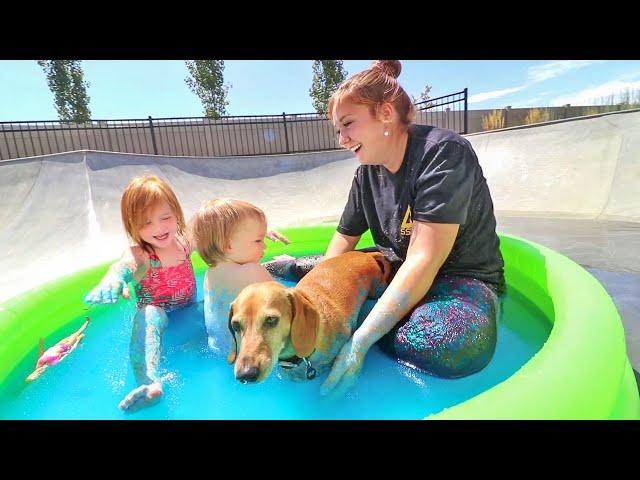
0,274,551,419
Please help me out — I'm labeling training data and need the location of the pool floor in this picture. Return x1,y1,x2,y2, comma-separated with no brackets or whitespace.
0,275,551,420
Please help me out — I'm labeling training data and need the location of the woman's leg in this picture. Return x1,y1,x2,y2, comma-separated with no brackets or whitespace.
264,247,383,281
119,305,168,411
378,276,499,378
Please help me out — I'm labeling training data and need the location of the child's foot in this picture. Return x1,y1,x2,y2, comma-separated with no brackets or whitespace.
264,256,298,280
118,382,163,412
265,254,323,281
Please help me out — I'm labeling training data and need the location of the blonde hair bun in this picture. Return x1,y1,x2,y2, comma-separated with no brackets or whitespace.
371,60,402,79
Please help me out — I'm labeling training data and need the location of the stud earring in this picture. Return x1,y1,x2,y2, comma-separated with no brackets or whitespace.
384,130,390,137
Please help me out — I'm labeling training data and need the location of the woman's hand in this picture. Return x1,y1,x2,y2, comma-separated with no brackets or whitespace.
266,230,290,245
320,336,369,396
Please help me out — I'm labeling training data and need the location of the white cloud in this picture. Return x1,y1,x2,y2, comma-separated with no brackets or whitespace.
551,80,640,106
467,61,617,107
468,85,526,103
527,60,602,83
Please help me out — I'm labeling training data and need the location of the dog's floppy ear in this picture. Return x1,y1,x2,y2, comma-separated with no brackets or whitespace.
287,289,319,358
227,302,238,365
369,252,391,284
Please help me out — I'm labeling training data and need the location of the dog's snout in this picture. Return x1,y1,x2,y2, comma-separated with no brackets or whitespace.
237,365,260,383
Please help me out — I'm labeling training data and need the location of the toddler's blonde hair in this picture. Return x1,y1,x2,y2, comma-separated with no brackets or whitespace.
189,198,266,267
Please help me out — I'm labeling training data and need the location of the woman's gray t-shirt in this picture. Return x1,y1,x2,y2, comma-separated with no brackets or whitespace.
337,124,505,293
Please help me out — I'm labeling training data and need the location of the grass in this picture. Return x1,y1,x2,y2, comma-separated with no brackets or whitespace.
481,110,505,130
524,108,552,125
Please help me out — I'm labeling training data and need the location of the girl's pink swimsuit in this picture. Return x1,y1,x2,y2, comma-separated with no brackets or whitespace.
135,238,196,312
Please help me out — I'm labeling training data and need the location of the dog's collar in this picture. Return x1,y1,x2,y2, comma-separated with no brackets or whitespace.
279,353,317,380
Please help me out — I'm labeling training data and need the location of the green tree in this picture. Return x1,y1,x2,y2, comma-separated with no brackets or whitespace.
37,60,91,123
185,60,230,119
412,84,433,108
309,60,347,114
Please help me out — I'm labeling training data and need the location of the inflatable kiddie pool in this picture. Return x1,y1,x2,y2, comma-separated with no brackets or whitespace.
1,226,638,419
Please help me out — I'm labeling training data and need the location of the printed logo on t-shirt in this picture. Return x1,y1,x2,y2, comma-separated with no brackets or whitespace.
400,205,413,236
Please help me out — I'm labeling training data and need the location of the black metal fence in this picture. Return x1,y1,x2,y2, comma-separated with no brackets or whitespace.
415,89,468,134
0,89,468,161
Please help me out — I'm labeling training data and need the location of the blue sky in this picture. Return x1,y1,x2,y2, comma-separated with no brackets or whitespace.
1,60,639,121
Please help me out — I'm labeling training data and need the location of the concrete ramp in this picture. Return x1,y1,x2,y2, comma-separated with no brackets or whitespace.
0,150,359,302
467,109,640,222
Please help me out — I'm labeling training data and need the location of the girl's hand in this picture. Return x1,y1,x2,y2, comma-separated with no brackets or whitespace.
84,277,130,304
266,230,290,245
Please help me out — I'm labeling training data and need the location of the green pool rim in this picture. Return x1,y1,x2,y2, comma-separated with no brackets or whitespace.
1,225,638,419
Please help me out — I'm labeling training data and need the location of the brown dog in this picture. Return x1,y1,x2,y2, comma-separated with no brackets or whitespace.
227,251,391,383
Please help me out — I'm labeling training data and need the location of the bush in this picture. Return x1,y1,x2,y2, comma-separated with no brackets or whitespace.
524,108,551,125
481,110,505,130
